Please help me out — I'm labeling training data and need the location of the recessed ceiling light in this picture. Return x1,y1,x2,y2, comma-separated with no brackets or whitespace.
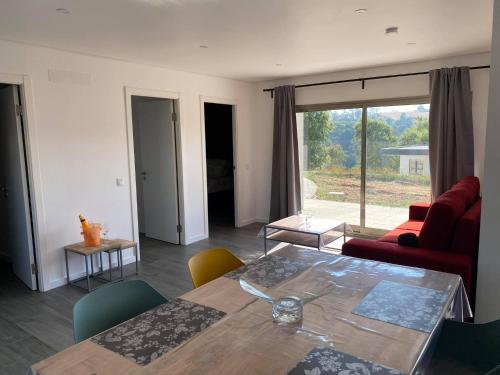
55,8,70,14
199,45,208,49
385,26,399,35
355,8,368,14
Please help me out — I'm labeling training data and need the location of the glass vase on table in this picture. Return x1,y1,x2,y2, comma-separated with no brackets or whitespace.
238,265,336,327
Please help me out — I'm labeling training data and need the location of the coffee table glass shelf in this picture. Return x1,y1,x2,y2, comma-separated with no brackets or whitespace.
263,215,349,255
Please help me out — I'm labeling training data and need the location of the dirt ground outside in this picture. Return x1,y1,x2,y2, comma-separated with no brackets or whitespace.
306,170,431,208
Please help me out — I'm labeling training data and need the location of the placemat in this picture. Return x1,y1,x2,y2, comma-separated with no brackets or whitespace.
225,255,309,288
289,347,403,374
352,280,448,332
92,298,225,365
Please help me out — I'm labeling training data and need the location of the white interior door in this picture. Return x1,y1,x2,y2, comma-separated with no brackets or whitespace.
0,85,37,289
137,99,180,244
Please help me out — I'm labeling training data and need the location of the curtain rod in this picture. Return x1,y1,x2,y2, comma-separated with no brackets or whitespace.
262,65,490,97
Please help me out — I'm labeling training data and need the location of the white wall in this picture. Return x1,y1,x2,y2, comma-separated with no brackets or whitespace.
253,53,491,222
0,39,257,291
476,0,500,323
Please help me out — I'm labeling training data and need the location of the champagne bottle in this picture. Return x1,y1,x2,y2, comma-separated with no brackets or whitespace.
79,214,90,230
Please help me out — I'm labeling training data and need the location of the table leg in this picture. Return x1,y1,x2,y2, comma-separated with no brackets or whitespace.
85,255,90,292
99,252,103,273
318,234,321,251
343,222,346,244
90,254,94,276
264,226,267,256
119,249,124,280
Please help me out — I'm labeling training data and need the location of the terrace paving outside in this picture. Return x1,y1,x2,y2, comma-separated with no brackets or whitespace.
302,198,409,231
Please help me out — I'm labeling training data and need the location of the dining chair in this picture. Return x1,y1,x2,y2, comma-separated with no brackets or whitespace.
426,319,500,374
188,248,244,288
73,279,167,342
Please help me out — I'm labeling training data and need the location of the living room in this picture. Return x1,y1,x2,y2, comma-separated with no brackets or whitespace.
1,0,500,374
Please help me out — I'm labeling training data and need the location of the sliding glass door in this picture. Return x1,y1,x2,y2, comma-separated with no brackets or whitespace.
365,104,431,230
297,109,362,226
297,99,431,233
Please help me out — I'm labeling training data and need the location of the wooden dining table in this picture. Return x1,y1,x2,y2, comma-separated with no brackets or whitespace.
30,245,470,375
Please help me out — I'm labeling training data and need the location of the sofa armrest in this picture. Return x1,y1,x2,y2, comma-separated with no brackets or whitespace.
409,202,431,221
342,238,473,297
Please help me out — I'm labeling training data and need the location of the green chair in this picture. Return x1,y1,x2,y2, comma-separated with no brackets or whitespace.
73,280,167,342
427,319,500,374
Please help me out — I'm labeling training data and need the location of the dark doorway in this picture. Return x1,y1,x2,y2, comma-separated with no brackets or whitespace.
0,84,38,290
204,103,235,227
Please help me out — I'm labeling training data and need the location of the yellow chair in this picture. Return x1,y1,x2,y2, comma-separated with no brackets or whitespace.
188,248,245,288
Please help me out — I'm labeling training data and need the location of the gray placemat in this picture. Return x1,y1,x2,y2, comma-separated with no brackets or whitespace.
91,298,225,365
225,255,309,288
289,347,404,374
352,280,448,333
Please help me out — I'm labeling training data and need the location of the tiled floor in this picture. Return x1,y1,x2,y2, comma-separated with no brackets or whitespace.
0,223,266,375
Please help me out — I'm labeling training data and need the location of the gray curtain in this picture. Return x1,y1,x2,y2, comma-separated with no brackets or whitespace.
429,67,475,199
269,85,302,222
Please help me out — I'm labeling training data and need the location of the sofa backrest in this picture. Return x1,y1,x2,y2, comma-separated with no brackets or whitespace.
418,176,480,251
448,176,480,209
450,199,482,256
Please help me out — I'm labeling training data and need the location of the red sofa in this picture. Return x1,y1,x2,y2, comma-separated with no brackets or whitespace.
342,176,481,302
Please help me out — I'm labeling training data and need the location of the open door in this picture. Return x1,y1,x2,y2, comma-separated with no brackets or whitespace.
133,98,180,244
0,85,37,290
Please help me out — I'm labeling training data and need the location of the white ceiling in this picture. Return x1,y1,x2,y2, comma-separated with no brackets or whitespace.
0,0,493,82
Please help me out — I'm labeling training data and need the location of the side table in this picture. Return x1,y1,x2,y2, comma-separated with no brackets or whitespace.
64,239,138,292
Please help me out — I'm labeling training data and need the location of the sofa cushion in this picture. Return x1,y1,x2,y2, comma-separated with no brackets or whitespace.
409,203,431,221
379,228,421,244
397,220,424,232
450,199,482,256
418,190,467,251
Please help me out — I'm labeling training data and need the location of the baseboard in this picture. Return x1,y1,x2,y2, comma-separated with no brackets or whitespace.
237,217,268,227
46,254,137,291
185,232,208,245
254,217,269,224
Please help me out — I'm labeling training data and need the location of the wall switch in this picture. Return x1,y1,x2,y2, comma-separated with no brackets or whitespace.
116,178,125,187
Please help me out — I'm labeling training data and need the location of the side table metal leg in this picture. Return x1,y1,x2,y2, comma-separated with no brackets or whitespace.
264,226,267,256
135,245,139,275
85,255,90,292
108,252,112,281
99,252,104,273
90,254,94,277
64,249,70,285
119,249,124,280
318,235,321,251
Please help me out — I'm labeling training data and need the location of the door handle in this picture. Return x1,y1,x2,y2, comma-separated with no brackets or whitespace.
141,172,147,181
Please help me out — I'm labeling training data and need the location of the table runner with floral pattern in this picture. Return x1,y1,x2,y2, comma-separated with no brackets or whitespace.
288,347,403,375
91,298,225,365
352,280,448,333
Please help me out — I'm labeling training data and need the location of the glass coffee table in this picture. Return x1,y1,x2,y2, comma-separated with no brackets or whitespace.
263,215,349,255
